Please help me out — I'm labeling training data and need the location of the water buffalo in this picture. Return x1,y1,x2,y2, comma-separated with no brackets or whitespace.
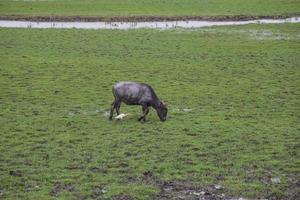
109,81,168,122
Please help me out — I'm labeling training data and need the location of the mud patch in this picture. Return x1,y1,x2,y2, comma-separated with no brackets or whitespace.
50,182,75,197
9,170,22,177
156,181,226,200
90,166,108,174
92,186,106,199
0,15,298,22
140,171,228,200
111,194,134,200
287,173,300,200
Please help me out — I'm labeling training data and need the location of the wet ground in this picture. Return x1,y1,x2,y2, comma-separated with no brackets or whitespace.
1,22,299,200
0,15,297,22
0,17,299,29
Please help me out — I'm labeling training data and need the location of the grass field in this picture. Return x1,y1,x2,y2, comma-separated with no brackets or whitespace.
0,0,300,18
0,24,300,199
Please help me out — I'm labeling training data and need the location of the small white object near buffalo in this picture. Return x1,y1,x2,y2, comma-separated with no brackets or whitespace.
115,113,130,120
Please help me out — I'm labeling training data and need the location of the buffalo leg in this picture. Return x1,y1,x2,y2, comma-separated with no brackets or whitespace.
109,100,117,120
138,106,149,122
115,102,121,115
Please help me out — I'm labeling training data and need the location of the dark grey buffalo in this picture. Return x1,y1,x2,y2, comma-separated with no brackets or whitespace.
109,81,168,121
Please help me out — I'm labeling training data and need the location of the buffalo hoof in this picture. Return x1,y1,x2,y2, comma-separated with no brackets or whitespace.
138,117,146,122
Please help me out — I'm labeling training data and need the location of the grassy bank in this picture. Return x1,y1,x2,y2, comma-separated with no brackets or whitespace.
0,24,299,199
0,0,299,18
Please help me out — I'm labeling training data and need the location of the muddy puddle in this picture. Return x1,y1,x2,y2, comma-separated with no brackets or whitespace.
0,17,299,29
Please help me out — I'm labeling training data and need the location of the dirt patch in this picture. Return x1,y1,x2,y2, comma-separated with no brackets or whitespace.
111,194,134,200
0,14,298,22
65,163,84,170
92,186,106,199
139,171,228,200
50,182,75,197
287,173,300,200
9,170,22,177
156,181,226,200
90,166,108,174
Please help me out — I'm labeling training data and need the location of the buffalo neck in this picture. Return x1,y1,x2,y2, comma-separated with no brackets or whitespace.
151,98,161,110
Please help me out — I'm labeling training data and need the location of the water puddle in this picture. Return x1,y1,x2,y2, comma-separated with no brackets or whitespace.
172,107,193,113
0,17,299,29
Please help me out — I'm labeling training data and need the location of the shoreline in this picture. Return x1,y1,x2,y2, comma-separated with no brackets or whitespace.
0,17,299,30
0,14,299,22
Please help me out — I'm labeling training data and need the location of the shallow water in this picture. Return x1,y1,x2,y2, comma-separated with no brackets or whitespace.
0,17,299,29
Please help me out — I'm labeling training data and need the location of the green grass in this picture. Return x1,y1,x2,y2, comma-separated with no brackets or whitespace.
0,0,300,17
0,24,299,199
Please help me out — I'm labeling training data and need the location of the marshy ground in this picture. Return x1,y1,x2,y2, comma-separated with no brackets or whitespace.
1,23,299,199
